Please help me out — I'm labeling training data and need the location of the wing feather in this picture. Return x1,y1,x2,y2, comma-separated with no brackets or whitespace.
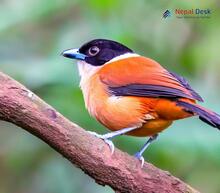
99,56,202,101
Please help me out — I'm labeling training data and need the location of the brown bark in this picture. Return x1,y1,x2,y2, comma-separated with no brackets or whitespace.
0,71,200,193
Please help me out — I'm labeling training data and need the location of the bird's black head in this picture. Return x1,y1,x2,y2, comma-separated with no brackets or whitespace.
62,39,133,66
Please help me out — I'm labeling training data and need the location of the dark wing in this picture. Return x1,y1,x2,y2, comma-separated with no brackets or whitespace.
169,72,203,101
109,84,198,99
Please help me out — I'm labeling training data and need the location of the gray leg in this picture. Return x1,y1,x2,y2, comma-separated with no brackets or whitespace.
88,127,137,154
134,134,158,167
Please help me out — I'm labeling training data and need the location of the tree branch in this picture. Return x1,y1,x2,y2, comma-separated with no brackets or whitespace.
0,71,199,193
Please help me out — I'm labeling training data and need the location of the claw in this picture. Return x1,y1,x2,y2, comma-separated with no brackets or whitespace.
133,134,158,168
103,138,115,155
134,152,145,168
88,131,115,154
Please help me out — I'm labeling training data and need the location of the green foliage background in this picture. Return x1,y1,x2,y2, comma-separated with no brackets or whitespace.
0,1,220,193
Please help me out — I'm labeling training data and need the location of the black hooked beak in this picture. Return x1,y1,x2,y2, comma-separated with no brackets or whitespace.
62,48,86,60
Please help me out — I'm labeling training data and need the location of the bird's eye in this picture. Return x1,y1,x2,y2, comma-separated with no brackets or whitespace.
88,46,100,56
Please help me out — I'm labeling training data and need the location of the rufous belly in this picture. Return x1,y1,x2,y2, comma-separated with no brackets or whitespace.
127,119,173,137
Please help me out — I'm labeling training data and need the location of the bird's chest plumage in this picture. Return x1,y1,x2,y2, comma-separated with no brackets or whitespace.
80,73,149,130
80,74,107,118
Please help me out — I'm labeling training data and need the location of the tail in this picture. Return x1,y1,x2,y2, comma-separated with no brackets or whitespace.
177,101,220,129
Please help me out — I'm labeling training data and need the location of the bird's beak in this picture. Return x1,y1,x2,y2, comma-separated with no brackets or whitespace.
62,48,86,61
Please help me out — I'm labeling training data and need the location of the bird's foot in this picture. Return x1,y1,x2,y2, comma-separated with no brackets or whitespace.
134,152,145,168
88,131,115,155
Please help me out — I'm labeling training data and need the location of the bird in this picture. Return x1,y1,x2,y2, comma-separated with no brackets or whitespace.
62,39,220,166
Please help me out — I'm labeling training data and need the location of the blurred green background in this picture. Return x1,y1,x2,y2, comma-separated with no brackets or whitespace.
0,0,220,193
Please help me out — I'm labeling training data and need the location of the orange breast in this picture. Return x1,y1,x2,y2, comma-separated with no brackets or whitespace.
82,74,148,129
80,73,153,130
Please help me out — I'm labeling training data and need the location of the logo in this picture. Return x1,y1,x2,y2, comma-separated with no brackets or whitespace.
163,10,171,18
162,8,211,19
175,8,211,19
